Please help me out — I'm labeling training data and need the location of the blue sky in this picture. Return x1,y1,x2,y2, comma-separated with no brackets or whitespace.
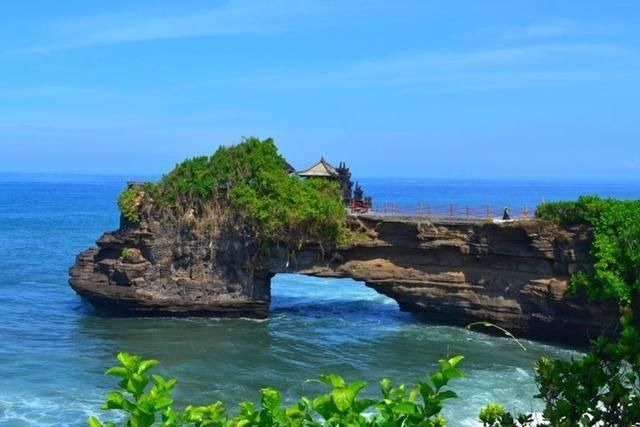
1,1,639,178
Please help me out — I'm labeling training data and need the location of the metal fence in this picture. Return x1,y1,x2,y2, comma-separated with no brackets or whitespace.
356,202,532,220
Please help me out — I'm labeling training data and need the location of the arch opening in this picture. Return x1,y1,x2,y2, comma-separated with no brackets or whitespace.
269,273,400,320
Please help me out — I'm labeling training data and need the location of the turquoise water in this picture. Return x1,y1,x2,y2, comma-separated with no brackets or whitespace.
1,175,639,426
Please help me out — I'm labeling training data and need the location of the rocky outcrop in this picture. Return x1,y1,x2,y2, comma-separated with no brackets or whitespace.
70,212,618,344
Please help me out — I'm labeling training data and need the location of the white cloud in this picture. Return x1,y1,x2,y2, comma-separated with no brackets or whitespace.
624,159,640,170
342,43,627,74
218,42,636,91
506,22,585,39
0,85,121,100
6,41,636,99
21,0,396,52
481,19,606,40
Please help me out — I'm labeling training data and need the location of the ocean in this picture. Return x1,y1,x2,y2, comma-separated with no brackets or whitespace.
1,174,639,426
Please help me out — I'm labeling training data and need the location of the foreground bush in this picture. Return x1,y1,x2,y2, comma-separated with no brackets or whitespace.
88,313,640,427
478,312,640,426
88,352,464,427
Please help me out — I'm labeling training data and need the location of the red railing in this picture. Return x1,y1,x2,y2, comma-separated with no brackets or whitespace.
351,202,532,220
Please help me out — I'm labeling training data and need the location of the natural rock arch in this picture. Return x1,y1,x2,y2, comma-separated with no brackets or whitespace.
70,215,617,344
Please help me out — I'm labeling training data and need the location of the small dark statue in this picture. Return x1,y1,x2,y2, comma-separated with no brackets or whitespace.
336,162,353,205
353,182,364,203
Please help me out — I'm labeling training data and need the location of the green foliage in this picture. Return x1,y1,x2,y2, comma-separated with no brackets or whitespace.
478,403,534,427
479,310,640,426
88,353,464,427
520,196,640,424
88,332,640,427
534,195,606,226
121,248,133,259
479,403,511,426
117,137,346,250
88,352,169,427
479,195,640,426
373,355,464,427
337,230,371,247
536,196,640,305
534,310,640,426
118,187,142,223
229,171,345,251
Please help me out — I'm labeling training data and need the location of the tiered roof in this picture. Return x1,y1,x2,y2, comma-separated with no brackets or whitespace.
297,157,339,178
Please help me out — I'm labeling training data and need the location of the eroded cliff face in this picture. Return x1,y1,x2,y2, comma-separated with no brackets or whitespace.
70,212,618,344
70,209,270,317
266,216,618,343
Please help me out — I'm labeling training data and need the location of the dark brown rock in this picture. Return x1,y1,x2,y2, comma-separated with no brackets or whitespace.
69,212,617,345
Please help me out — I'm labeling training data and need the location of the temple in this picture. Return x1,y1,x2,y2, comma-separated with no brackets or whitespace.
296,157,371,211
297,157,339,178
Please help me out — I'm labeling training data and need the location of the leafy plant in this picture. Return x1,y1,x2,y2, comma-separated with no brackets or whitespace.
534,309,640,426
121,248,132,259
88,353,464,427
536,196,640,305
479,403,510,426
478,403,534,427
472,195,640,426
88,352,172,427
535,195,606,226
478,311,640,426
116,138,347,252
373,355,464,427
118,187,142,223
88,333,640,427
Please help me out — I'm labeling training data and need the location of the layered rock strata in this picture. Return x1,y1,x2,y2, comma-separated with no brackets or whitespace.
70,213,617,344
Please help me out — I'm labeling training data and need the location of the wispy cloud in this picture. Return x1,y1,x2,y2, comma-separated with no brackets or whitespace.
0,85,122,101
624,159,640,170
18,0,397,53
481,19,607,40
7,41,637,100
506,22,587,39
0,108,254,141
341,43,627,74
214,42,637,91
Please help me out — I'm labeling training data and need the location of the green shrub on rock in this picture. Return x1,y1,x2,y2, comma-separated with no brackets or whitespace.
536,196,640,305
116,137,346,252
118,187,142,223
520,196,640,425
534,195,606,226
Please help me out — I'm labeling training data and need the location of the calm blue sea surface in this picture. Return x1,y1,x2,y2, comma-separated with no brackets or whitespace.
1,174,639,426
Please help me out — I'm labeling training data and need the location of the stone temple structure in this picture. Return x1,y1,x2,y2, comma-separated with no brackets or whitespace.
297,157,370,209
